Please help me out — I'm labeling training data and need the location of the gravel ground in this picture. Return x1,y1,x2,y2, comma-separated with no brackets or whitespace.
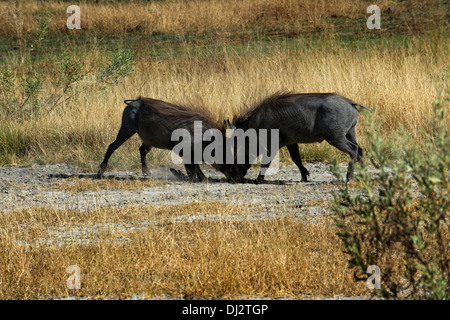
0,163,346,224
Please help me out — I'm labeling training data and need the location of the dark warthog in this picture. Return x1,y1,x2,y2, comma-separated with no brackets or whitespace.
228,91,372,183
97,97,232,181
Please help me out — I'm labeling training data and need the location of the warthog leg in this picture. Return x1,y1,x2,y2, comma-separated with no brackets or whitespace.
255,139,281,184
346,125,363,162
255,152,279,184
139,143,152,176
97,126,136,178
255,164,270,184
286,143,310,182
324,134,360,182
184,164,206,182
180,149,206,182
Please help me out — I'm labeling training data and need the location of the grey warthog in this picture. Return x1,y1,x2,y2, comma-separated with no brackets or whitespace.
97,97,232,181
228,91,373,183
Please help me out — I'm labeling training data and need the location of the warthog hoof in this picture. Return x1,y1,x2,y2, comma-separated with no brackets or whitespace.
225,176,244,184
142,167,150,177
96,163,107,179
300,168,310,182
253,176,265,184
96,168,105,179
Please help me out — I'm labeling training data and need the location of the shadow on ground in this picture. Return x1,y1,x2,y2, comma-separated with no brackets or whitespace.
48,167,289,185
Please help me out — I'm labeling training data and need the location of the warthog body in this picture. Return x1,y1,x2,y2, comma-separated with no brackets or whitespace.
97,97,230,181
230,92,372,182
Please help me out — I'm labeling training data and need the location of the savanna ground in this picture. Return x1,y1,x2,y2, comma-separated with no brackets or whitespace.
0,0,448,299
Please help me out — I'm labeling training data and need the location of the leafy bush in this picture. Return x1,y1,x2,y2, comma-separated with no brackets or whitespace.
97,48,136,87
0,66,15,111
332,92,449,299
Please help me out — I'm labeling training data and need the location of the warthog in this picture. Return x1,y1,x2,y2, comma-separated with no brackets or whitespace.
97,97,232,181
228,91,373,183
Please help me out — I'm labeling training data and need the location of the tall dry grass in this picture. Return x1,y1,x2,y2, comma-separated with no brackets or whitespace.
1,31,448,168
0,0,420,37
0,0,448,169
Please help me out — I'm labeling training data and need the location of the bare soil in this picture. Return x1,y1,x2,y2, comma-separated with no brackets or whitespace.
0,163,347,225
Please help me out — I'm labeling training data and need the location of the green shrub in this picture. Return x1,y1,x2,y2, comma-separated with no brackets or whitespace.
0,66,16,113
332,92,449,299
97,48,136,87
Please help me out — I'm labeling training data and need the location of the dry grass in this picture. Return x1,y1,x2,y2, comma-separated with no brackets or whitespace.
1,32,448,168
0,201,373,299
0,0,448,168
51,177,168,193
0,0,425,37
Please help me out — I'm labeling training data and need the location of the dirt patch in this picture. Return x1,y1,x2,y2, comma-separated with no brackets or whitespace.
0,163,347,224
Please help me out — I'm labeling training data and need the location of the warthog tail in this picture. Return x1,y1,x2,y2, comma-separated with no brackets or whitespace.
351,102,373,113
